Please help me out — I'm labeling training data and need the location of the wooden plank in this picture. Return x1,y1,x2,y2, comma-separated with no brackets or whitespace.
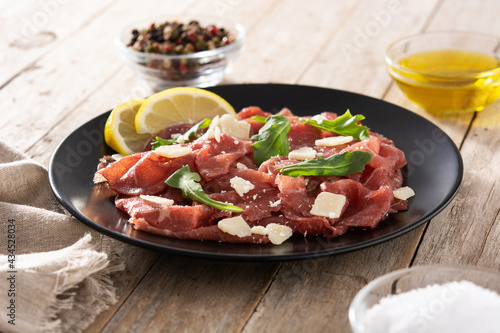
8,1,499,332
83,243,161,333
100,255,280,332
299,0,438,97
0,0,117,86
24,0,351,164
0,0,279,157
382,0,500,145
223,0,357,84
22,2,288,331
25,67,141,165
388,0,500,269
241,1,444,332
0,0,199,154
382,86,474,147
413,100,500,267
242,228,425,332
425,0,500,32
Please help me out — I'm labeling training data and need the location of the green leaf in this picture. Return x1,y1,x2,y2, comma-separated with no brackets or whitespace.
251,115,291,165
165,165,243,213
151,118,212,149
151,137,176,149
301,110,370,140
182,118,212,141
248,115,267,124
278,151,373,177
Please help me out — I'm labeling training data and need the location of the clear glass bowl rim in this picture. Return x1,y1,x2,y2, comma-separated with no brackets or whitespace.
385,31,500,80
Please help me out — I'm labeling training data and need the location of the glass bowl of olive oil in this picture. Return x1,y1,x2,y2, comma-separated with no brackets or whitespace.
386,32,500,115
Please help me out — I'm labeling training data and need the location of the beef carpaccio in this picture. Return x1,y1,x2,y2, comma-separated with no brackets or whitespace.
94,107,412,245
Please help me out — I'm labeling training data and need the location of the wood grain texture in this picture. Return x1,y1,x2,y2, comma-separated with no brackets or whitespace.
385,0,500,272
413,101,500,268
300,0,440,97
84,243,161,333
0,0,117,86
101,255,280,333
242,227,425,333
226,0,356,84
2,0,500,332
0,0,198,152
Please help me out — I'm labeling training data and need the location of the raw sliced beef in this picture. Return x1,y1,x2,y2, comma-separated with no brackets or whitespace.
95,106,410,244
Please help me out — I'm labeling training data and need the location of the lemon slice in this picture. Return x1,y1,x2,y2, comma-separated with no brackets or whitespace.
104,98,153,155
135,87,236,134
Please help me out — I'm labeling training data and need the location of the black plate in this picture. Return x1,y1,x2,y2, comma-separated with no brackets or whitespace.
49,84,463,261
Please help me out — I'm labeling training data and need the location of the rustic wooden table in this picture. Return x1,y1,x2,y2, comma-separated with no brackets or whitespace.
2,0,500,332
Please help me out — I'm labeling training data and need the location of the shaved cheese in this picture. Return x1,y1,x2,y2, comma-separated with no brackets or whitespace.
310,192,347,219
236,162,248,169
111,153,125,161
266,223,293,245
176,135,185,144
218,216,252,237
288,146,317,160
170,133,182,139
230,176,255,196
140,195,174,206
249,223,292,244
218,219,293,245
154,145,192,158
204,115,220,140
214,126,221,143
315,136,354,147
220,114,251,140
393,186,415,200
250,226,268,235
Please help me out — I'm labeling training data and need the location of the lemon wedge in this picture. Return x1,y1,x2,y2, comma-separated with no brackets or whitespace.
135,87,237,134
104,98,153,155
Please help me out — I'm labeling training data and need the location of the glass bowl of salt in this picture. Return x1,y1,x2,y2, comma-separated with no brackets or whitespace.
349,264,500,333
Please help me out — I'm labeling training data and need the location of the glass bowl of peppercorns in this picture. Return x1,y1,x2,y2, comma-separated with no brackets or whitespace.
115,15,245,90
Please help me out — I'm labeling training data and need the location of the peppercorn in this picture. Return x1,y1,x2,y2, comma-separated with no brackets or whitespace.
126,19,236,54
126,19,237,82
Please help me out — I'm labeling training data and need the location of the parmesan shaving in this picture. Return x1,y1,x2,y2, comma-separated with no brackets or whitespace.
266,223,293,245
204,115,220,140
315,135,354,147
140,195,174,206
393,186,415,200
154,145,192,158
288,146,317,160
214,126,221,143
236,162,248,169
250,226,268,235
218,216,252,237
230,176,255,196
310,192,346,219
220,114,251,140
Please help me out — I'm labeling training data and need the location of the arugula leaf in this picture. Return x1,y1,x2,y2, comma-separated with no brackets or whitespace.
181,118,212,141
151,118,212,149
248,115,267,124
251,115,291,165
301,110,370,140
151,137,177,149
278,151,372,177
165,165,243,213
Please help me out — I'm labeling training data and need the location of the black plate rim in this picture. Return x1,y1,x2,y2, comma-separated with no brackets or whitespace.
48,83,463,261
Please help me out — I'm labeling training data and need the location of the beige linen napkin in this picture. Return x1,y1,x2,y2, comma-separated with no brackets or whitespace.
0,140,124,333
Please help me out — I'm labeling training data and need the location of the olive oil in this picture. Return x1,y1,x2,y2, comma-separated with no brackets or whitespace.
391,50,500,114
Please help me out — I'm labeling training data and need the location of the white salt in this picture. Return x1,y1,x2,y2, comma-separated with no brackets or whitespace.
363,280,500,333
